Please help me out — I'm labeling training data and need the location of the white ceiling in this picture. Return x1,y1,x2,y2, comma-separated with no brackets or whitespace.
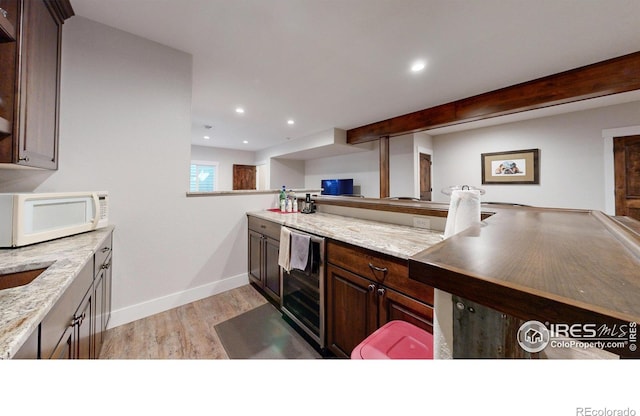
70,0,640,152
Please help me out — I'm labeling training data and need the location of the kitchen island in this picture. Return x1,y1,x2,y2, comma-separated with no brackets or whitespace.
408,205,640,358
0,226,114,359
251,199,640,358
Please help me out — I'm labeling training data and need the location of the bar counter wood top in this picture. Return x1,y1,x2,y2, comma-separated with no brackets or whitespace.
407,205,640,357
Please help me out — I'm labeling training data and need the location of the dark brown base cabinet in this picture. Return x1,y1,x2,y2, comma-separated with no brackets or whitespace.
326,240,434,358
41,259,93,359
14,230,113,359
248,216,281,305
93,231,113,358
452,296,534,359
12,323,39,359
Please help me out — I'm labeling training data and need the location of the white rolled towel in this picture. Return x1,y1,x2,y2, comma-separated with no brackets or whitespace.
435,189,481,359
443,189,481,239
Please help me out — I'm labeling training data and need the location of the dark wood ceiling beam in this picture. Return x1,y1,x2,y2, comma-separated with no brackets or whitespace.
347,51,640,144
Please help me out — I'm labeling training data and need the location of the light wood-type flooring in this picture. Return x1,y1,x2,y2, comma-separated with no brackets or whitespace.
99,284,268,359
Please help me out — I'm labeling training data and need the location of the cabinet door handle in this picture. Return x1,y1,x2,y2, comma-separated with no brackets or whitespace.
101,247,110,253
367,283,376,292
368,263,388,274
377,287,386,297
18,156,30,163
70,311,86,327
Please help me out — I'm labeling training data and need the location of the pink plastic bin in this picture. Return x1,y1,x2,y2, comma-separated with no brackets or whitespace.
351,320,433,359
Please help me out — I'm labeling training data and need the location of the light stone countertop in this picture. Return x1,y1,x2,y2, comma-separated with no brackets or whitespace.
247,210,443,259
0,226,115,359
1,211,440,359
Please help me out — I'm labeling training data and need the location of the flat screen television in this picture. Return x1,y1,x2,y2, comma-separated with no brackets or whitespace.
321,179,354,196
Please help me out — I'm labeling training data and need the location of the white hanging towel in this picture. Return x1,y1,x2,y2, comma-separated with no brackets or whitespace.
289,232,311,271
278,227,291,272
443,189,481,239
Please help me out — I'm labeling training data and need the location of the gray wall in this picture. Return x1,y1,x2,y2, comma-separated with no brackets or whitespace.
389,133,415,198
432,101,640,210
305,141,380,197
25,17,274,327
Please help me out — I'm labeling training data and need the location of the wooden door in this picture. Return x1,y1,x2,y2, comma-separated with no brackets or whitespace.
48,326,73,359
93,269,104,358
326,264,377,358
75,288,92,359
233,164,256,190
103,254,112,331
17,0,62,169
614,135,640,221
263,236,281,302
0,0,18,156
378,286,434,334
420,153,432,201
248,231,263,286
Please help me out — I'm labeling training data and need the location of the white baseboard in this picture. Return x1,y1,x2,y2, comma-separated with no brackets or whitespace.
107,273,250,329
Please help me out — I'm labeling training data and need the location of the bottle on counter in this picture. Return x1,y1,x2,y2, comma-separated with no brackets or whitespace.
280,186,286,212
288,190,296,211
286,190,293,212
293,195,298,212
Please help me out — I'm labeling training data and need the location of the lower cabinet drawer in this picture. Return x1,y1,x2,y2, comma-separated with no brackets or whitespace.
94,232,113,274
327,239,434,306
248,216,281,241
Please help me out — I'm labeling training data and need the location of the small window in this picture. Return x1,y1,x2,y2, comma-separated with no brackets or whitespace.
190,161,218,192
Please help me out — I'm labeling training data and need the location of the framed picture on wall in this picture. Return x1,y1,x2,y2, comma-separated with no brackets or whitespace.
481,149,539,184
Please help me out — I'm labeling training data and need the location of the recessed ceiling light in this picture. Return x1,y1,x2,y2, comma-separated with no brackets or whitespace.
236,107,245,114
203,135,210,139
411,60,426,72
242,140,248,144
287,119,295,125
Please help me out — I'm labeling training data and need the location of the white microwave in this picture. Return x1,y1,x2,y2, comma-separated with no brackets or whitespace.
0,191,109,248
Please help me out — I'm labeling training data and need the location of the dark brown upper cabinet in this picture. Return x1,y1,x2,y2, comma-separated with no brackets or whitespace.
0,4,17,43
0,0,74,169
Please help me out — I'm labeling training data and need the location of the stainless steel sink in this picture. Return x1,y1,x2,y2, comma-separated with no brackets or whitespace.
0,267,48,290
